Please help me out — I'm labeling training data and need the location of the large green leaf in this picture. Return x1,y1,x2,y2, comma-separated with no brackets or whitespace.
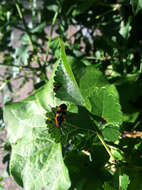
4,60,71,190
10,138,70,190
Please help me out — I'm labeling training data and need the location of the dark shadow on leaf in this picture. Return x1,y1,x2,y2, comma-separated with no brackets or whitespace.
64,151,111,190
66,106,106,130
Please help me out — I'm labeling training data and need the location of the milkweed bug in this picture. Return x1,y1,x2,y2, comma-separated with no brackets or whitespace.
55,104,67,127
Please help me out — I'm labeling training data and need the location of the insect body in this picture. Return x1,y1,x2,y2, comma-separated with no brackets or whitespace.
55,104,67,127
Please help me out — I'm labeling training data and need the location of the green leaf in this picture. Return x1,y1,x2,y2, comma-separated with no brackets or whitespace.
89,87,122,126
12,44,29,66
80,66,123,126
130,0,142,15
35,60,61,111
30,22,46,33
54,61,84,106
80,66,109,98
50,37,60,57
111,149,125,161
10,139,70,190
54,39,85,106
119,17,132,39
59,39,80,89
120,174,130,190
101,126,121,142
47,4,59,12
67,56,86,84
4,61,71,190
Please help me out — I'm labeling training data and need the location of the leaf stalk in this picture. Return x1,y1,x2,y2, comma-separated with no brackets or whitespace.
96,131,115,162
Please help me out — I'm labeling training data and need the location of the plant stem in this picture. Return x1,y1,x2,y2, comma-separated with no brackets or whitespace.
96,131,115,161
0,63,38,71
15,1,34,50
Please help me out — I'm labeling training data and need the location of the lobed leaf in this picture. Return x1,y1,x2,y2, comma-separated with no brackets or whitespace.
4,60,71,190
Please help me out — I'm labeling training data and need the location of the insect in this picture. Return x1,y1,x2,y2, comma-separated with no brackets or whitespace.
55,104,67,127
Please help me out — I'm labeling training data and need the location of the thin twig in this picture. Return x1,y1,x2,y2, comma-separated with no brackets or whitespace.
96,131,115,161
0,63,38,71
15,1,34,50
